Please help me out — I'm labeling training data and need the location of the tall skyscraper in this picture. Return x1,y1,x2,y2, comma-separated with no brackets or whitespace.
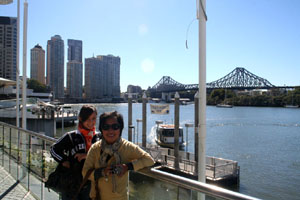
67,39,82,98
0,17,17,81
30,44,45,84
67,39,82,62
46,35,64,99
85,55,120,99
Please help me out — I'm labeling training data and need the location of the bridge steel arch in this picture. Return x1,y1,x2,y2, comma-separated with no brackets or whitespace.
148,67,275,95
150,76,187,93
207,67,274,89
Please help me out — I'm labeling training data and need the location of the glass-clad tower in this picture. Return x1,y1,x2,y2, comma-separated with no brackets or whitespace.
0,17,17,81
46,35,64,99
66,39,82,98
85,55,120,99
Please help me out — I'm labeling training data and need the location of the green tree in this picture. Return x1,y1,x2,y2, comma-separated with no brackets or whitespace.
208,89,224,104
251,94,272,106
238,95,251,106
272,96,284,107
27,79,50,93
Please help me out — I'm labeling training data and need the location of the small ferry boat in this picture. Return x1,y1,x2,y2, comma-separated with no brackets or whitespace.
155,122,185,150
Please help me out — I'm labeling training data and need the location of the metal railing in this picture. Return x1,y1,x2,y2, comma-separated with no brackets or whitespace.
145,145,239,181
138,167,260,200
0,121,58,200
0,121,260,200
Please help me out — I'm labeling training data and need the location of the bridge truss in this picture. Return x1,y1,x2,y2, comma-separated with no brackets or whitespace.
207,67,274,89
148,67,275,93
150,76,187,92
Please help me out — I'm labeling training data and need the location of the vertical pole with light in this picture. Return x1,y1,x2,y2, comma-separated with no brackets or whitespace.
16,0,21,181
21,0,28,129
197,0,207,197
21,0,28,190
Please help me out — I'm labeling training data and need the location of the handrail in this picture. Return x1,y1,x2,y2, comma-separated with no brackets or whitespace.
0,121,56,143
139,167,261,200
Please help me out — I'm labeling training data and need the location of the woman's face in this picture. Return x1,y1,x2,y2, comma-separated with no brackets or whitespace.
102,117,121,144
82,112,97,130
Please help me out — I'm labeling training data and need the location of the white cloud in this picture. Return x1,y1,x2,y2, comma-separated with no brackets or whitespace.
141,58,155,73
138,24,148,35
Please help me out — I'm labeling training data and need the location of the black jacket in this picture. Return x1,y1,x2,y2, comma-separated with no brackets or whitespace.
50,130,101,164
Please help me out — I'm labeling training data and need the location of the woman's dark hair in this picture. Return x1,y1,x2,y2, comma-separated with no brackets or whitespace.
78,105,97,125
99,111,124,135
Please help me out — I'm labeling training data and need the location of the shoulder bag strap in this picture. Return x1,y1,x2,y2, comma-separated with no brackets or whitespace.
67,132,76,158
67,132,79,166
71,168,94,200
67,131,75,146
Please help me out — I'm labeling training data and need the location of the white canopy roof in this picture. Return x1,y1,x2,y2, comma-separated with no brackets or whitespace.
0,77,16,87
0,0,13,5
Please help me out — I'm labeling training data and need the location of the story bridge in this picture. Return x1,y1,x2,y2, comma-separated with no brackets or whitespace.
148,67,276,94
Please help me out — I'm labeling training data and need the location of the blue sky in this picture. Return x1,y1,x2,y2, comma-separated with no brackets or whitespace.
1,0,300,92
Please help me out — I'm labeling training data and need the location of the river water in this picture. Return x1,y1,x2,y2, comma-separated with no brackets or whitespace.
57,103,300,200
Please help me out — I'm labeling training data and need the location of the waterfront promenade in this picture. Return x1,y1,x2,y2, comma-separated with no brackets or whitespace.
0,166,35,200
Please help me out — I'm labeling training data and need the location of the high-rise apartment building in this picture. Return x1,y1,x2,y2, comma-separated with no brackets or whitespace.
0,17,17,81
30,44,45,84
46,35,64,99
67,39,82,62
66,39,83,98
85,55,120,99
127,85,142,93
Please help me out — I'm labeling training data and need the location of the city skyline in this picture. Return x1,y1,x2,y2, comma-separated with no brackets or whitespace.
1,0,300,92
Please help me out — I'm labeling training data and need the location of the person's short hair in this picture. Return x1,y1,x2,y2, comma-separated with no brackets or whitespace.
99,111,124,135
78,105,97,124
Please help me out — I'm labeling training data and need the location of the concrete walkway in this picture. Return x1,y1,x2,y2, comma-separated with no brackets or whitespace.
0,166,36,200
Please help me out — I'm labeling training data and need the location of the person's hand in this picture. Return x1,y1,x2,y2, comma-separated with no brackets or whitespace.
74,153,87,162
115,164,128,177
104,166,112,176
62,161,70,168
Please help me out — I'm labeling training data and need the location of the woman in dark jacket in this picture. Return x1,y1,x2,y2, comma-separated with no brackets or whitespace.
50,105,101,200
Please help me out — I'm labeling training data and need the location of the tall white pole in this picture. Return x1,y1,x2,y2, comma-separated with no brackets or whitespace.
22,0,28,129
16,0,20,127
198,0,207,186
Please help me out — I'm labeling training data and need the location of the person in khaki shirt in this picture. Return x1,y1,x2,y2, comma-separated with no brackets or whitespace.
82,111,155,200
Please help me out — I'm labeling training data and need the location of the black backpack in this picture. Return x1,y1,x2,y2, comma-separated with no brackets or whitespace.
45,162,82,194
45,132,83,194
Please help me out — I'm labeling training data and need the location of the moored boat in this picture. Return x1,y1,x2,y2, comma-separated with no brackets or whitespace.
217,89,233,108
216,103,233,108
284,104,298,108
